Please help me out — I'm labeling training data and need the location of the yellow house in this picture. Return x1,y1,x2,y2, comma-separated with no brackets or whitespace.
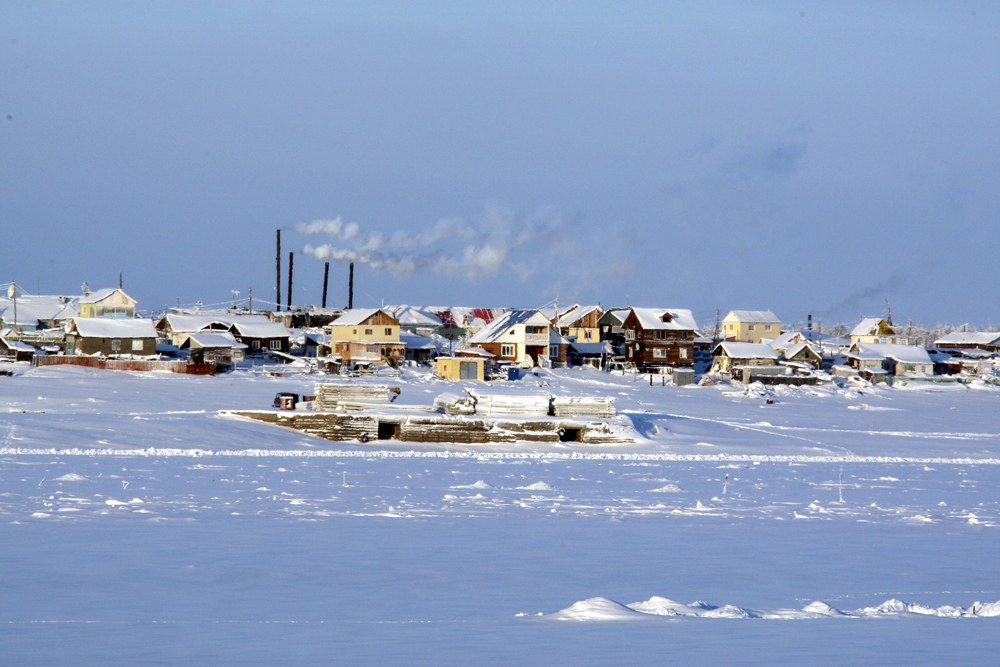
436,356,484,380
328,308,400,343
554,305,603,344
78,288,137,319
721,310,781,344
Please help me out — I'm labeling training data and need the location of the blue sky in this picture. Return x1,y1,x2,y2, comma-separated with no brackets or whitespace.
2,2,998,327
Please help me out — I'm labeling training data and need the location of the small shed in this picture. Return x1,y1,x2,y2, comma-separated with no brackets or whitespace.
0,337,36,362
436,356,485,381
711,341,779,373
182,332,247,369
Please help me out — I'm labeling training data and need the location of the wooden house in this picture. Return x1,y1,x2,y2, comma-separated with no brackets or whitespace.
620,308,700,370
228,319,292,355
850,318,909,345
78,288,137,319
721,310,781,344
64,318,158,356
156,313,238,347
597,308,630,353
932,331,1000,353
400,330,439,364
181,332,247,369
467,309,553,367
553,305,603,343
0,337,36,362
0,294,78,332
328,308,404,366
845,343,933,377
710,341,779,374
781,342,822,368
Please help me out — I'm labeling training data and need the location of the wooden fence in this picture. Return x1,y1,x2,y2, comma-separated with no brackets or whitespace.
32,356,215,375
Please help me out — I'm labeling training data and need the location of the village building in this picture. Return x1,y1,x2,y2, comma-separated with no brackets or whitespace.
781,342,823,369
710,341,780,374
64,318,158,356
328,308,404,366
0,294,78,332
435,356,485,381
180,332,247,370
620,308,700,370
390,306,444,336
155,313,239,347
467,309,553,367
228,319,292,355
849,318,909,345
78,288,137,319
721,310,781,344
303,332,332,358
553,305,603,343
596,308,630,353
931,331,1000,353
845,343,934,377
567,341,614,369
549,328,570,366
0,337,36,362
400,330,440,364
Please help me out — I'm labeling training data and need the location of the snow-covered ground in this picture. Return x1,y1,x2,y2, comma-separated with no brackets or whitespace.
2,362,998,665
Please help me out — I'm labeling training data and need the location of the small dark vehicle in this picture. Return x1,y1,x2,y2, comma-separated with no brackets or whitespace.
273,392,300,409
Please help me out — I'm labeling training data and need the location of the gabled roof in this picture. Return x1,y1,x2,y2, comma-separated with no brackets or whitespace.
467,309,550,344
229,320,291,338
713,341,779,359
158,313,235,332
847,343,932,364
850,318,894,337
724,310,779,323
555,305,602,327
932,331,1000,346
569,341,613,355
330,308,397,327
768,331,807,349
184,332,247,349
628,308,700,332
69,318,157,339
399,330,439,350
391,306,442,326
783,342,820,360
81,288,135,305
0,295,79,325
0,338,35,352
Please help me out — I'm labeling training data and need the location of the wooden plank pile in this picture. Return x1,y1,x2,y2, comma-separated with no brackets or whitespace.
551,396,616,418
466,390,551,416
433,393,476,416
314,383,392,411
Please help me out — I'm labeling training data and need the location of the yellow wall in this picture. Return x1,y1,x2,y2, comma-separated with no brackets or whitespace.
721,316,780,343
436,357,484,380
329,324,400,342
566,326,600,343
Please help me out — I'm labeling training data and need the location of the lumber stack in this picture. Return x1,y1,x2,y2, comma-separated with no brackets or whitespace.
550,396,616,418
433,393,476,416
314,383,392,411
467,390,551,416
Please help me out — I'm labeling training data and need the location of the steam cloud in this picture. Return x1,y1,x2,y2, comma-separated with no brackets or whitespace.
296,204,575,280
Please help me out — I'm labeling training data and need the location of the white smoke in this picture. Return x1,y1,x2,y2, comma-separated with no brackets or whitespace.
297,204,574,280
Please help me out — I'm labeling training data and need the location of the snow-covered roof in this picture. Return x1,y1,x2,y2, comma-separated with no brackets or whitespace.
629,308,700,332
81,288,134,305
555,305,602,327
932,331,1000,346
782,343,819,359
713,341,779,359
69,318,158,339
330,308,396,327
848,343,932,364
549,328,572,345
391,306,442,327
454,347,495,358
0,294,79,325
0,339,35,352
426,307,507,329
229,320,291,338
467,309,550,344
768,331,808,349
569,341,613,355
850,318,892,337
185,332,247,349
159,313,235,332
399,330,439,350
725,310,779,323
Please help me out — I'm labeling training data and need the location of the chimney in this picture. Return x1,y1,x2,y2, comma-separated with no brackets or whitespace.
322,262,329,309
808,314,812,331
348,262,354,309
275,230,282,312
287,251,294,310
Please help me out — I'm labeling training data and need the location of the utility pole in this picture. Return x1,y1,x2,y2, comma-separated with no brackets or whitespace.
119,271,122,290
249,287,252,313
275,230,281,312
348,262,354,309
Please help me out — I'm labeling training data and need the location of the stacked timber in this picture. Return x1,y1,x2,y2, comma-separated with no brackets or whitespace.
433,393,476,416
314,383,393,411
551,396,616,418
467,390,551,416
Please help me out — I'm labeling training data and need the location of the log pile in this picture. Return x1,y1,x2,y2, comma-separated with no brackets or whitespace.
433,393,476,416
466,390,551,416
314,383,393,411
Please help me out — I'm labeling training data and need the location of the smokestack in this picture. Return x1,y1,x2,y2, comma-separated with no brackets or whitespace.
808,314,812,331
322,262,329,309
287,251,294,310
348,262,354,309
275,230,281,312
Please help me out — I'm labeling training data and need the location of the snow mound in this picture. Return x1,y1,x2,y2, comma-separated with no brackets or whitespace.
801,601,847,616
55,473,89,482
517,481,554,490
549,597,648,622
628,597,706,616
649,484,685,493
450,480,494,489
701,604,763,619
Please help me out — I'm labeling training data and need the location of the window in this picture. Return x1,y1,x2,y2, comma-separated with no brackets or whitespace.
584,330,592,340
748,325,755,331
655,330,666,340
765,324,772,331
252,340,261,349
680,347,688,359
132,339,143,351
365,328,373,335
269,340,281,350
111,340,121,352
501,344,515,357
353,329,357,335
653,348,666,358
625,329,635,340
549,345,560,358
385,328,392,336
526,326,545,334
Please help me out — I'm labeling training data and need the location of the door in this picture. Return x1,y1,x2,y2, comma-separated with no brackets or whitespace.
459,361,475,379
